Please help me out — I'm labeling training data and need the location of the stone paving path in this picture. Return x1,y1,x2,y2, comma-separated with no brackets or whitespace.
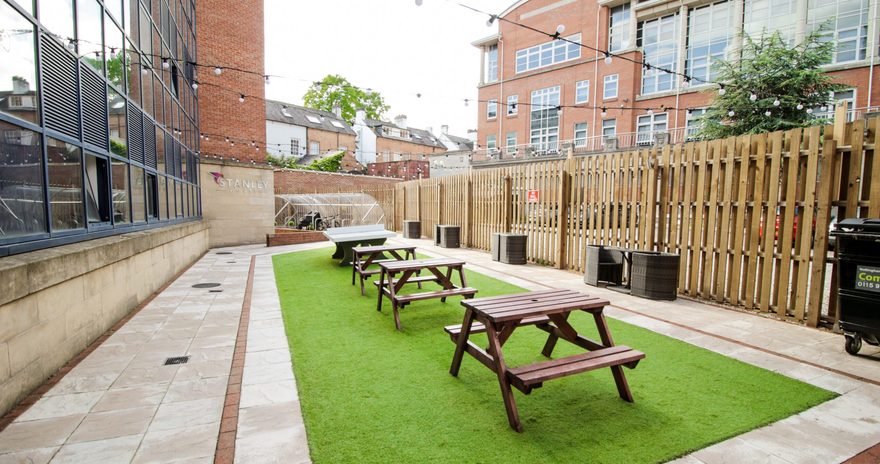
0,239,878,463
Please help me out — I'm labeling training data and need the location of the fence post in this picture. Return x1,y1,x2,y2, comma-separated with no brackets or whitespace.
437,182,443,226
465,174,473,247
556,160,571,269
503,175,512,232
416,183,421,224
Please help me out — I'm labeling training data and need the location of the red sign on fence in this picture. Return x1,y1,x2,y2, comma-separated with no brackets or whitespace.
527,190,539,203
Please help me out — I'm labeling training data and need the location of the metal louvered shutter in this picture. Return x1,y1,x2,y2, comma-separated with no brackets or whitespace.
80,65,107,148
40,36,79,138
128,106,144,164
144,121,157,169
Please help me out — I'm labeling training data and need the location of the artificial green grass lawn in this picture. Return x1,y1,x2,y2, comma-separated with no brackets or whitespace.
273,248,835,464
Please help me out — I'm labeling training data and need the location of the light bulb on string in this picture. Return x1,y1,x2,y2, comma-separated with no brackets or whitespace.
66,39,76,51
728,110,735,117
749,93,758,102
796,103,804,110
141,66,150,76
806,108,814,114
554,24,565,38
681,77,690,89
604,52,612,65
601,107,607,117
464,99,469,107
162,58,170,70
265,75,270,85
773,99,780,107
820,105,827,112
109,48,117,60
192,82,199,91
239,94,245,103
718,85,726,96
415,0,423,5
486,15,496,27
213,67,222,75
764,110,772,117
646,108,653,115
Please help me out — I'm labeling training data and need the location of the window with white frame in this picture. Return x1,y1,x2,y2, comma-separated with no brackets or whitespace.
487,99,498,119
602,119,617,140
487,134,497,152
575,80,590,104
290,138,301,157
636,113,668,144
506,132,517,154
609,3,631,52
812,89,856,121
486,44,499,83
530,86,560,152
515,34,581,73
603,74,618,99
686,108,707,139
686,1,733,84
309,141,320,155
638,14,679,94
574,123,588,147
808,0,869,64
507,95,518,116
743,0,798,45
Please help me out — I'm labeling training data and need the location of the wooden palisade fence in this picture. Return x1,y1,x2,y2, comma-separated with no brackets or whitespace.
337,107,878,327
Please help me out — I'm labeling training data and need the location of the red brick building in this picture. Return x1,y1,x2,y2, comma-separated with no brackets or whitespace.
367,160,430,181
473,0,878,161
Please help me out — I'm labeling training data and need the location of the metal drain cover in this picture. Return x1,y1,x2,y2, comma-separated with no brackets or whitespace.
209,289,223,293
164,356,190,365
216,252,233,255
192,283,221,289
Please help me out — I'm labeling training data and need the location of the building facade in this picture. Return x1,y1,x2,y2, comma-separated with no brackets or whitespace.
367,160,430,180
352,111,447,165
0,0,201,256
473,0,879,161
265,100,358,166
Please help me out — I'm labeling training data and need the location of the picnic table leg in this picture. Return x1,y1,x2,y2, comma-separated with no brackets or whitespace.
449,308,475,377
485,321,523,432
440,267,455,303
352,254,358,286
540,313,572,357
376,268,386,312
331,243,344,259
592,310,635,403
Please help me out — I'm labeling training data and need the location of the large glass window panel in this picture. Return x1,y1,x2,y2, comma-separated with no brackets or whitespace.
743,0,797,44
105,13,125,90
8,0,33,15
515,34,581,73
0,120,45,238
156,129,165,172
105,0,122,23
124,0,135,38
38,0,74,44
507,95,518,116
485,44,498,83
574,123,588,147
487,99,497,119
686,1,733,84
157,174,167,219
146,172,157,219
530,86,560,152
153,76,164,123
76,0,103,73
84,153,111,224
609,3,631,52
138,6,152,66
125,41,140,106
808,0,869,64
111,159,130,223
108,88,128,157
131,166,145,222
46,137,84,231
575,80,589,104
639,14,679,94
176,181,183,217
637,113,668,144
0,4,40,124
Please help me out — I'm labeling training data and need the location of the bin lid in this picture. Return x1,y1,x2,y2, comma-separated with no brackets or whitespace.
834,218,880,234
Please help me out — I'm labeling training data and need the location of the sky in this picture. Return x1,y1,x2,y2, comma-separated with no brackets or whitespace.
263,0,514,139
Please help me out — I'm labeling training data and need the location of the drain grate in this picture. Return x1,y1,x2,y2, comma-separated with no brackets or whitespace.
164,356,190,365
192,283,221,289
216,251,233,255
209,289,223,293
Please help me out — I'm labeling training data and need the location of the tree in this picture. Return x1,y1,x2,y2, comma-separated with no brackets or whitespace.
697,30,847,140
302,74,389,123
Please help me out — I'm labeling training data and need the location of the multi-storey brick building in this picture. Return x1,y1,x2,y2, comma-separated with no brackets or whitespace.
352,112,447,165
472,0,878,161
265,100,360,170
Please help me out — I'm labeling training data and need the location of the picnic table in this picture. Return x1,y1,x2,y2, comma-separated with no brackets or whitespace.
445,289,645,432
352,245,417,295
375,258,478,330
323,225,396,265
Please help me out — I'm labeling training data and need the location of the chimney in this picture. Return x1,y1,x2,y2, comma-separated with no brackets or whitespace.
12,77,29,94
393,114,407,129
467,129,478,142
426,126,433,136
355,108,366,125
332,104,341,118
441,125,449,135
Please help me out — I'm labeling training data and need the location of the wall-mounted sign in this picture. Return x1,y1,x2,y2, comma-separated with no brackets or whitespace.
209,171,268,192
527,190,539,203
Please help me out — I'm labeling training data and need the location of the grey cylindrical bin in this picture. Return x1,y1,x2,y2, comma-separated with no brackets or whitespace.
403,220,421,238
630,252,680,300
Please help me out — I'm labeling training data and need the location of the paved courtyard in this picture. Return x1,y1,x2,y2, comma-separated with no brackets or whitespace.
0,238,879,463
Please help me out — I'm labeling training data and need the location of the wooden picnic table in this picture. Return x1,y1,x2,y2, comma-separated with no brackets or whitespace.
375,258,478,330
352,245,417,295
445,289,645,432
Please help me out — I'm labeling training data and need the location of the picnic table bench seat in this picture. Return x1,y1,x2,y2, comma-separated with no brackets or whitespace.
352,245,416,295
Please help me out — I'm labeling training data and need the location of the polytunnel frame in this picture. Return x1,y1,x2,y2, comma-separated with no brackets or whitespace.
274,192,386,229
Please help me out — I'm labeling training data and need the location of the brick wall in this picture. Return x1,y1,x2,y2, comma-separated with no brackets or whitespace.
274,169,401,194
375,137,446,160
196,0,266,163
367,160,430,180
266,229,328,247
307,128,357,158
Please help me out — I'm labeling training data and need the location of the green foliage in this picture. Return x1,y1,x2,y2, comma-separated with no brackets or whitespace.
299,152,344,172
110,139,127,157
303,74,389,123
698,30,847,140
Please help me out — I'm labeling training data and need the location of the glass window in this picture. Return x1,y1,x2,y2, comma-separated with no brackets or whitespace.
108,88,128,157
637,113,668,144
8,0,33,15
124,0,135,38
125,41,139,105
46,137,84,231
506,132,517,154
39,0,74,45
609,3,631,52
574,123,588,147
138,5,152,66
808,0,869,63
515,34,581,73
743,0,797,45
686,1,733,84
77,0,104,73
603,74,618,99
157,174,167,219
84,153,111,224
686,108,707,139
176,181,184,217
602,119,616,137
507,95,518,116
575,80,589,104
487,99,497,119
486,44,498,83
291,138,301,157
530,86,560,152
639,14,680,94
0,120,45,238
0,4,40,125
131,166,146,222
309,141,319,155
146,172,157,219
105,13,125,90
105,0,122,23
111,159,130,223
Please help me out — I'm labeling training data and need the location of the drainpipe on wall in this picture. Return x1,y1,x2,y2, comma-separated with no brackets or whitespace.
498,37,504,153
592,8,601,138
